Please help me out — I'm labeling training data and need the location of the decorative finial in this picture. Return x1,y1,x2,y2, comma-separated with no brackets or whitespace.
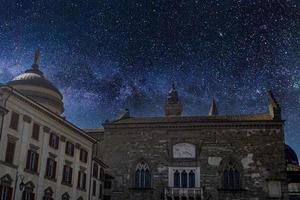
208,98,218,116
172,81,176,90
32,49,40,69
267,90,281,120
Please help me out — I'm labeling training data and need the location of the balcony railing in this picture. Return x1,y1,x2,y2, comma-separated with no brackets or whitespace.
164,187,203,200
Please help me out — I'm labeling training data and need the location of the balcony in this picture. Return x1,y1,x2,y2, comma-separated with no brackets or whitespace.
164,187,203,200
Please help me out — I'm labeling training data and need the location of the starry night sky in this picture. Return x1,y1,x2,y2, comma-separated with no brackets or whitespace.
0,1,299,155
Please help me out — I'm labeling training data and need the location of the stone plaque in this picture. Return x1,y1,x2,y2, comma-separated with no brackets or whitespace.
173,143,196,158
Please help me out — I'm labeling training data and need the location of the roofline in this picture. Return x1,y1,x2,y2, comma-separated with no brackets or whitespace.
83,128,104,133
0,85,96,143
103,120,284,129
93,157,109,168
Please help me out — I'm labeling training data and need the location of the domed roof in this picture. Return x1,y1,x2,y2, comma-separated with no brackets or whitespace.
285,144,299,165
7,50,64,114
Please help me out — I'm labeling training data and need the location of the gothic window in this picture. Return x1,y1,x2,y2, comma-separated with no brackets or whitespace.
22,182,35,200
172,169,197,188
0,174,13,200
61,192,70,200
174,170,180,188
134,162,151,189
181,170,187,188
223,161,240,190
189,171,195,188
43,187,53,200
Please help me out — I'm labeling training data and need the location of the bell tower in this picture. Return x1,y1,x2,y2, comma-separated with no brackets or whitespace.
165,82,183,117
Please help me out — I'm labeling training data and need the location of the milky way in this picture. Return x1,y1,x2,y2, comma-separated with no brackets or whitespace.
0,0,299,155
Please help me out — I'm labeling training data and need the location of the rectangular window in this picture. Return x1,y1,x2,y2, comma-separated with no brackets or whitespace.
62,165,73,185
45,158,57,180
65,142,74,156
93,163,99,178
77,171,87,190
80,149,88,163
92,180,96,196
100,168,105,181
49,133,59,149
5,140,16,164
31,123,40,140
26,150,39,172
0,185,13,200
9,112,19,130
99,183,102,198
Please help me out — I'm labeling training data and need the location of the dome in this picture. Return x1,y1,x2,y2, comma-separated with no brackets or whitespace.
285,144,299,165
7,50,64,114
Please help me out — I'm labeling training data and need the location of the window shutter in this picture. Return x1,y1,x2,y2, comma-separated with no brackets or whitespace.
10,112,19,130
32,123,40,140
77,171,81,188
69,167,73,184
26,151,31,170
63,166,66,182
83,173,86,189
53,160,57,179
8,187,13,200
31,193,35,200
5,141,15,164
34,153,39,172
46,158,50,177
56,136,59,149
22,191,26,200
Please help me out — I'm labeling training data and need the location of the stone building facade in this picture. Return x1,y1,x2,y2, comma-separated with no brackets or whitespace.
87,84,291,200
0,50,105,200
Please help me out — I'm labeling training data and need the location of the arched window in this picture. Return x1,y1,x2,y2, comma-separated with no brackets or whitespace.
181,170,187,188
174,170,180,188
189,171,195,188
0,174,13,200
22,181,35,200
43,187,54,200
62,192,70,200
134,162,151,188
223,162,240,190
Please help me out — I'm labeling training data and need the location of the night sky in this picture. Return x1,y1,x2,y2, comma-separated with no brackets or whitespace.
0,1,299,155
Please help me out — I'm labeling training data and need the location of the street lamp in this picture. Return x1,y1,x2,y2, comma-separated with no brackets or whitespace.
13,171,25,200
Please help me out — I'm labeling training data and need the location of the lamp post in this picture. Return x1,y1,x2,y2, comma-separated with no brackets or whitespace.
13,171,25,200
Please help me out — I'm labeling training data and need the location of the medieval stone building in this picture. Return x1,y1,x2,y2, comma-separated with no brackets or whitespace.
86,83,300,200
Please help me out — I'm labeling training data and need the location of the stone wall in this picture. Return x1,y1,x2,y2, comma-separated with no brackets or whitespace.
96,122,288,200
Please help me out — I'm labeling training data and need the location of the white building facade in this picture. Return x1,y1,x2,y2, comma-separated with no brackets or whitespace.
0,50,99,200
